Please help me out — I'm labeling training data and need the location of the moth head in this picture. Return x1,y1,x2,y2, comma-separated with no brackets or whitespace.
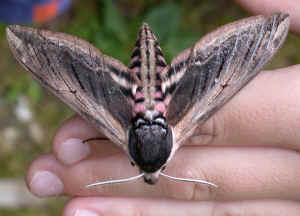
128,116,173,184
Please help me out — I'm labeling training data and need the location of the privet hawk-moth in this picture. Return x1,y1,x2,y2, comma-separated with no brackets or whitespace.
6,13,290,186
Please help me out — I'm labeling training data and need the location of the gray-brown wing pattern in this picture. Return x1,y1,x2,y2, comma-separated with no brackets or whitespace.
161,13,290,148
6,25,135,149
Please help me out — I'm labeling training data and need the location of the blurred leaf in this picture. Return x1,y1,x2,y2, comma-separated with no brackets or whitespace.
0,23,6,41
6,81,25,102
65,8,101,42
103,0,128,42
145,2,181,43
163,31,199,62
27,81,42,102
94,29,127,62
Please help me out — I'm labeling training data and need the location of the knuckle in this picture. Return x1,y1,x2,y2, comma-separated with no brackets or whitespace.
211,202,247,216
171,163,217,201
191,111,227,146
130,203,149,216
189,168,218,201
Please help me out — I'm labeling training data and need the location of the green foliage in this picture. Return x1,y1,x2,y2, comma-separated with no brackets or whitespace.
27,81,42,102
0,23,6,41
5,79,26,102
0,198,66,216
145,2,181,43
103,0,128,42
4,78,42,103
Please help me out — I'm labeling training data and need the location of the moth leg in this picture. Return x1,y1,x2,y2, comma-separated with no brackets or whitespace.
83,137,109,144
190,132,216,139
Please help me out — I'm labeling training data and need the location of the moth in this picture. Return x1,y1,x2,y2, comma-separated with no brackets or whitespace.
6,13,289,186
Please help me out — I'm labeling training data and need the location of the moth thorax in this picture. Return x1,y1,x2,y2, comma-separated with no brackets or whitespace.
144,110,159,121
129,116,173,173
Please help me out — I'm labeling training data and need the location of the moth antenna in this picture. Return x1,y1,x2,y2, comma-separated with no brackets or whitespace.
85,173,144,188
160,172,218,188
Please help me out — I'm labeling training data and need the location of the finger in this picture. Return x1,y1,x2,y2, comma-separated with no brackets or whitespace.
52,115,120,165
27,146,300,201
195,65,300,150
234,0,300,34
63,197,300,216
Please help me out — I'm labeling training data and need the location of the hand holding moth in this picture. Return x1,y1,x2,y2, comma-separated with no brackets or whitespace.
7,0,300,215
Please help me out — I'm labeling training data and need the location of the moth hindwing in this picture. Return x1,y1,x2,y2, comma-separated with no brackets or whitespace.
6,13,290,185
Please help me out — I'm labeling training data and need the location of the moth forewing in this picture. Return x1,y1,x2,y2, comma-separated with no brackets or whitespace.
6,25,132,149
164,13,290,147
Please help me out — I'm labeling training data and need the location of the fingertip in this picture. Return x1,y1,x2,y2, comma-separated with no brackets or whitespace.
235,0,300,34
27,154,64,197
52,115,102,165
57,138,90,165
53,115,101,146
63,198,106,216
73,209,100,216
62,197,141,216
29,170,64,197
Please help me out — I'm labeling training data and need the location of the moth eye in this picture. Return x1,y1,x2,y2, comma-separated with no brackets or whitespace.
154,117,166,126
135,118,146,127
131,161,135,167
161,128,167,134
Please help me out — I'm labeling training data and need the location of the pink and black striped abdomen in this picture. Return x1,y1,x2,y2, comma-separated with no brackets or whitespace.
128,23,168,119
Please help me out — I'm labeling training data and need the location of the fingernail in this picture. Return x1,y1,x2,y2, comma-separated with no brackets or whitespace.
59,138,90,165
30,171,64,197
74,209,99,216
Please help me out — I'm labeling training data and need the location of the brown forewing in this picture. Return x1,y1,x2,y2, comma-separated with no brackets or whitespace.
161,13,290,148
6,25,134,150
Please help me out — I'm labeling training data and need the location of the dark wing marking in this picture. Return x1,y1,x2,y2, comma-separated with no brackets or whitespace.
6,25,135,149
161,13,289,147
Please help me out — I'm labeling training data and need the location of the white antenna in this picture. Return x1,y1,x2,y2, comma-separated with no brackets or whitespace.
160,172,218,188
86,173,144,188
85,172,218,188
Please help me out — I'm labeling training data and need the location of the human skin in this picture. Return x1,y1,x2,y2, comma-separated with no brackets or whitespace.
25,0,300,215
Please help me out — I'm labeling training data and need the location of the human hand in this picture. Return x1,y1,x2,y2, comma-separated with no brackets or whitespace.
26,1,300,215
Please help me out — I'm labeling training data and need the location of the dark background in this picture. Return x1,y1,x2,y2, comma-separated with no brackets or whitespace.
0,0,299,215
